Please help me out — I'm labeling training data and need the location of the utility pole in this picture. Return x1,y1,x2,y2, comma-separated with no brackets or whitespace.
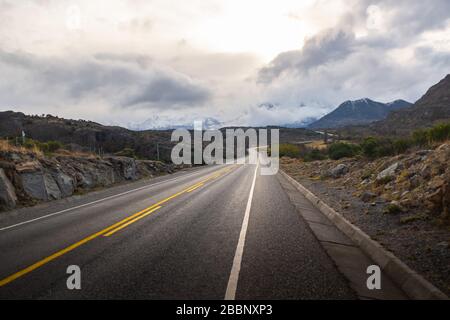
156,142,160,161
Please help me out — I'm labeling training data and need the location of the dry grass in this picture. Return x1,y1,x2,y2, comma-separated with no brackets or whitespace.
305,140,328,150
0,139,41,158
53,149,98,159
0,139,42,155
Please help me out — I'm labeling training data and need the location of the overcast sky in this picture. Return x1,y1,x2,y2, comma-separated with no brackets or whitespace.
1,0,449,128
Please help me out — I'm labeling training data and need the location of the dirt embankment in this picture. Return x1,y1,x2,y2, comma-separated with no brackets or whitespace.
281,142,450,295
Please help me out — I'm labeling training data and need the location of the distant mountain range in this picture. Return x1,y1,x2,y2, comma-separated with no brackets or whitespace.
308,98,412,129
282,117,318,128
129,116,222,130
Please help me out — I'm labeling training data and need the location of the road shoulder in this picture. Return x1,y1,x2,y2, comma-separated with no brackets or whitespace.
277,172,410,300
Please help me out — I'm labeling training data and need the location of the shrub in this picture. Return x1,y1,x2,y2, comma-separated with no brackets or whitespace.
36,140,64,153
327,142,359,160
383,203,403,215
360,137,379,159
278,144,300,158
303,148,327,162
115,147,136,158
393,138,412,154
412,129,429,146
45,141,64,153
360,137,394,158
427,122,450,143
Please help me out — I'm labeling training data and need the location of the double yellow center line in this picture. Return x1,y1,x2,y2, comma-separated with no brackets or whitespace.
0,165,236,287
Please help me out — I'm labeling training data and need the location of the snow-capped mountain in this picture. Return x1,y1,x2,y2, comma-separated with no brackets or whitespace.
128,115,223,131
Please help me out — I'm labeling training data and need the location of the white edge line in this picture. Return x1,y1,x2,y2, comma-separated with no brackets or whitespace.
224,163,259,300
0,166,223,232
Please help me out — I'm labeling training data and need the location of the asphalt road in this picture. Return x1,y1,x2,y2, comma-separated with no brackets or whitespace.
0,163,356,299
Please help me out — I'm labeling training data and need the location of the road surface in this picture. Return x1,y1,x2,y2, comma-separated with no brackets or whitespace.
0,163,356,299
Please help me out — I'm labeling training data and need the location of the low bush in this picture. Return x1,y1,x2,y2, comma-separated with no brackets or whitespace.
115,148,136,158
279,143,300,158
427,122,450,143
303,148,327,162
328,142,359,160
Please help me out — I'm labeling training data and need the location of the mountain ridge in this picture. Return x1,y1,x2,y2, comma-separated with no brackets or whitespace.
372,74,450,135
308,98,412,129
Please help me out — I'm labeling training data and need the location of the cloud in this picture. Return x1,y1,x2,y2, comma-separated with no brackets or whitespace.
1,0,450,128
125,75,210,107
0,49,211,112
258,29,356,83
255,0,450,119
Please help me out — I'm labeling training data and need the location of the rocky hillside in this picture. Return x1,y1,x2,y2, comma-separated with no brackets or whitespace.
0,147,181,212
281,143,450,295
373,75,450,136
0,111,322,161
308,99,411,129
0,111,175,161
282,142,450,224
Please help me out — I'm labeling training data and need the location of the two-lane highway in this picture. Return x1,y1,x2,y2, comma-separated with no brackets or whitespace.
0,163,356,299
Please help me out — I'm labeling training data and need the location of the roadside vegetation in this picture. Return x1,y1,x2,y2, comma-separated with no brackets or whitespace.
0,138,96,158
280,122,450,161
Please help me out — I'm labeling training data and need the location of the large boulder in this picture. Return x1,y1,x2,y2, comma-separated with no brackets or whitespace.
377,162,400,181
51,170,75,197
330,164,349,178
106,157,137,180
0,168,17,210
16,161,64,201
44,172,61,200
16,161,48,201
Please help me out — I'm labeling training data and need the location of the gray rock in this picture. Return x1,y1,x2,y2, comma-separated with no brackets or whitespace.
44,173,61,200
0,168,17,210
330,164,349,178
52,170,75,197
107,157,137,180
20,170,48,201
377,162,400,181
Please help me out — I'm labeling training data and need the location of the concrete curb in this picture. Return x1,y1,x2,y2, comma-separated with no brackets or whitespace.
280,170,448,300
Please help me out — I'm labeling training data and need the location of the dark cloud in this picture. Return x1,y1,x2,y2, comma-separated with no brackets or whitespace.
257,0,450,111
0,49,210,110
366,0,450,35
125,75,210,107
258,29,356,83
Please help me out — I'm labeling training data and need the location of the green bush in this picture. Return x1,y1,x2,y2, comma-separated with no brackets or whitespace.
44,141,64,153
383,203,403,215
360,137,395,159
303,148,327,162
412,129,429,146
18,139,62,153
115,148,136,158
361,137,379,159
23,139,37,149
279,143,300,158
393,138,412,154
427,122,450,143
327,142,359,160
